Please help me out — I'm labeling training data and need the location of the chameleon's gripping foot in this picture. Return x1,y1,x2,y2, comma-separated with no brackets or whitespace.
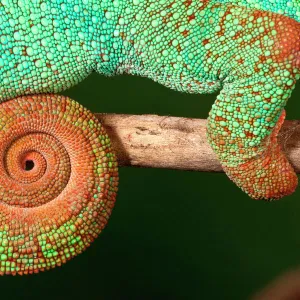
223,110,298,200
0,94,118,275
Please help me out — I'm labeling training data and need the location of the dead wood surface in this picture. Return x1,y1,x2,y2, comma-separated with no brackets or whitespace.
95,113,300,173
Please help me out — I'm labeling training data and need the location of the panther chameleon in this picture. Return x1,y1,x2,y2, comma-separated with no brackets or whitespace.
0,0,299,274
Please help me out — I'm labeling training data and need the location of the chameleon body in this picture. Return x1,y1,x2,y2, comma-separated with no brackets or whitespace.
0,0,299,274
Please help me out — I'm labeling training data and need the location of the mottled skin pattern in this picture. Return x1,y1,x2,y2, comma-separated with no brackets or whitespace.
0,0,299,274
0,94,118,275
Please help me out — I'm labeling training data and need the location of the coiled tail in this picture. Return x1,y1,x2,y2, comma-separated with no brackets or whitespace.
0,94,118,275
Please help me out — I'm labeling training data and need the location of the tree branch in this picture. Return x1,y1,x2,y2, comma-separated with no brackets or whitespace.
95,113,300,173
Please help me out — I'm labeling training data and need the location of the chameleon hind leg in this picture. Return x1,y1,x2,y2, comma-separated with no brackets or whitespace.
207,75,299,200
205,5,300,200
218,108,297,199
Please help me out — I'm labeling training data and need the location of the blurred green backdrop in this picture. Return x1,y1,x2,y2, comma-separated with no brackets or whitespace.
2,73,300,300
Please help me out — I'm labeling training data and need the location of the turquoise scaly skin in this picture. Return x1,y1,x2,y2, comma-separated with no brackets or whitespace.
0,0,299,275
1,0,300,201
0,1,300,200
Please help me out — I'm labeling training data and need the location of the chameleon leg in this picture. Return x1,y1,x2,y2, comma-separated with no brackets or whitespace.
203,5,300,200
220,109,297,199
0,94,118,275
207,75,298,200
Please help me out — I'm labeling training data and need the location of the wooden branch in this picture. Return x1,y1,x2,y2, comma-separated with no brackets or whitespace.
95,113,300,173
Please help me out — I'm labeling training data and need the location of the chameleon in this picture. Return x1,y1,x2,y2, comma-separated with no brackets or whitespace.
0,0,298,275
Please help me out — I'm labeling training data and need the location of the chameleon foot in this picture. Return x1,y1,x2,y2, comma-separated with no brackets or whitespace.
223,110,297,200
0,94,118,275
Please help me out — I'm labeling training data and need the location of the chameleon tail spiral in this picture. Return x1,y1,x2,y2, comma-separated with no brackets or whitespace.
1,0,300,275
0,94,118,275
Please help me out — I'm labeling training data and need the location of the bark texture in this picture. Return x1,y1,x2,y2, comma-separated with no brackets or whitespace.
96,113,300,173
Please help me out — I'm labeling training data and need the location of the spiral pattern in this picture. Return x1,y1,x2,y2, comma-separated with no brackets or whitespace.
0,94,119,275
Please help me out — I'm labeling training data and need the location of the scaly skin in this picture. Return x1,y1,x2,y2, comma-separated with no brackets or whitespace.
0,94,119,275
0,0,299,274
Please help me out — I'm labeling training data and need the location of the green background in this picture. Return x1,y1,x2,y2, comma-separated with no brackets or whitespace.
2,73,300,299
